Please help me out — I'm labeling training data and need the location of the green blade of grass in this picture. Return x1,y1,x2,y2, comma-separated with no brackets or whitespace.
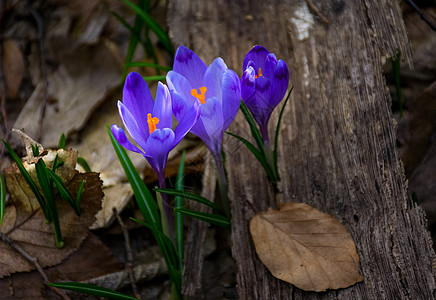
240,101,266,155
155,188,225,215
58,133,66,149
35,159,63,248
0,172,6,224
107,127,161,230
224,132,276,182
47,169,80,216
48,282,140,300
124,62,171,71
142,75,166,82
175,208,231,228
2,139,49,219
76,180,85,214
175,150,185,270
273,85,293,179
77,157,91,172
121,0,174,55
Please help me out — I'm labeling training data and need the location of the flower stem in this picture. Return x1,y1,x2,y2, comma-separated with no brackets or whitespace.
263,139,279,183
212,151,231,218
157,175,174,242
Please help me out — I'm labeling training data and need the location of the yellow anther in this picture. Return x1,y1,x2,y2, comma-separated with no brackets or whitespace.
147,113,160,134
191,86,208,104
255,67,263,79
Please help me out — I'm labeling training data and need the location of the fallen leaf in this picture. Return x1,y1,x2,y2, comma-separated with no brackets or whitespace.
250,202,363,292
1,39,25,98
0,172,103,277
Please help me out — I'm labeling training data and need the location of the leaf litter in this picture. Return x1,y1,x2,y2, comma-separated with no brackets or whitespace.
250,202,363,292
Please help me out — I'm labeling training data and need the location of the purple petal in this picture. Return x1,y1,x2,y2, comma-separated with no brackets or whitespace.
200,96,223,142
270,60,289,106
170,90,192,122
144,128,175,175
203,57,227,100
190,117,211,147
248,76,273,127
111,124,144,154
123,72,154,136
118,101,148,150
173,45,207,89
241,66,256,103
243,45,270,73
221,69,241,130
167,70,194,105
172,100,201,150
153,82,172,129
263,53,278,79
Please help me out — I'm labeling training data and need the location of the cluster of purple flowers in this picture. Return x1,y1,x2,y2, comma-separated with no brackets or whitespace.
112,45,289,197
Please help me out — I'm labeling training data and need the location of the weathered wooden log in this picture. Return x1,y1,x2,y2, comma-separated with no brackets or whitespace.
168,1,436,299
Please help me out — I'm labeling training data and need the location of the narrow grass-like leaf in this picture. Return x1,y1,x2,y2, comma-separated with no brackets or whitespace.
124,62,171,71
107,127,161,230
155,188,225,215
49,282,139,300
175,208,231,228
77,157,91,172
76,180,85,214
0,172,5,224
240,101,265,154
121,0,174,55
273,85,293,179
2,139,48,219
58,133,66,149
35,160,63,248
111,11,134,32
142,75,166,82
131,217,179,273
175,151,185,270
31,144,39,156
224,132,276,182
47,169,80,216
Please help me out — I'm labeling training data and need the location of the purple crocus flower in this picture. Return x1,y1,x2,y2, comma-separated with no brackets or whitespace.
241,45,289,142
111,72,200,219
166,45,241,159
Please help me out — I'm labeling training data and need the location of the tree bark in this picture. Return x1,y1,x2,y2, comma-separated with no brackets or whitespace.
168,0,436,299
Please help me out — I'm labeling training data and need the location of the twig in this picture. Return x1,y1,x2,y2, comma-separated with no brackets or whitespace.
25,0,49,141
304,0,330,25
114,208,141,299
405,0,436,31
0,232,71,300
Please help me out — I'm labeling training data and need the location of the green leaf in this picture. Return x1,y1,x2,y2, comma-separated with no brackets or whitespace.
107,127,161,230
58,133,66,149
35,159,63,248
77,157,91,172
175,208,231,227
175,150,185,271
47,169,80,216
124,62,171,71
76,180,85,214
1,139,49,220
31,144,39,157
142,75,166,82
0,172,6,224
48,282,140,300
224,132,276,182
130,217,179,272
155,188,225,215
121,0,174,55
240,101,265,155
273,85,294,179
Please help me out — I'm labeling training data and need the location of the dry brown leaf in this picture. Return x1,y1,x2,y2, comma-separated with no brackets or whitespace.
0,172,103,278
250,202,363,292
1,39,25,98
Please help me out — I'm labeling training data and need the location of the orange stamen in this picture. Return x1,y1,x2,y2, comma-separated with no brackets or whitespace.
255,67,263,79
147,113,160,134
191,86,208,104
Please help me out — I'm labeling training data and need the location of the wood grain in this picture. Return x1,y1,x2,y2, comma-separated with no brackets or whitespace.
168,0,436,299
